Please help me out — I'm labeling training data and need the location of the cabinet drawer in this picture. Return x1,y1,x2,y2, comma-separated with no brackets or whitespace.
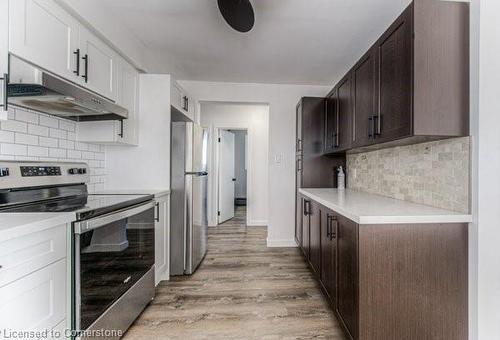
0,259,66,332
0,224,67,287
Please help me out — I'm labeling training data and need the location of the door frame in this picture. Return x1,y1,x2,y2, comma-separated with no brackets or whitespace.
211,126,251,226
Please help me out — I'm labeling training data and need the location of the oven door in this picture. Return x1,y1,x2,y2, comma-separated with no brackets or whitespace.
72,201,155,331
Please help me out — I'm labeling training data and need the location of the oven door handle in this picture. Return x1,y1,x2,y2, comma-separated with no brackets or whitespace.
74,201,155,234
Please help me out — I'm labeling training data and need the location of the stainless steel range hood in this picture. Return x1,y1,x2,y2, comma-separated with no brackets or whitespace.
7,56,128,121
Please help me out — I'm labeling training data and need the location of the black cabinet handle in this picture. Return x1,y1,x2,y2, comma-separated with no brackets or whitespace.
82,54,89,83
304,200,311,216
182,96,189,111
73,49,80,76
118,120,124,138
326,214,332,238
368,116,374,138
155,202,160,222
331,216,338,240
0,73,8,111
374,114,381,136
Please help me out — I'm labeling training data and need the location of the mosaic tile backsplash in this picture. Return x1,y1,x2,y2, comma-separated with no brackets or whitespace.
0,107,106,193
346,137,470,213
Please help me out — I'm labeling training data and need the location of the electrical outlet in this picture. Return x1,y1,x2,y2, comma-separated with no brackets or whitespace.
274,153,283,165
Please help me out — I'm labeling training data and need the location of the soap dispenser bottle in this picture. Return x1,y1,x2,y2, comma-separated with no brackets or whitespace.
337,166,345,190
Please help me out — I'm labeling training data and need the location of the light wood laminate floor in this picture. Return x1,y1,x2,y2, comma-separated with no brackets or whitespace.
123,207,346,339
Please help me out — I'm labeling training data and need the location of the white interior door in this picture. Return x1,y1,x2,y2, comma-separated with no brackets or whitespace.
218,130,235,224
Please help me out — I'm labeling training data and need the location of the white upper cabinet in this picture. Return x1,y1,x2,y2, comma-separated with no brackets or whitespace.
77,57,139,145
171,80,195,122
116,58,139,145
9,0,80,82
78,26,116,100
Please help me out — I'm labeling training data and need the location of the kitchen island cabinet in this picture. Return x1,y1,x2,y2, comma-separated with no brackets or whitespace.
297,188,471,340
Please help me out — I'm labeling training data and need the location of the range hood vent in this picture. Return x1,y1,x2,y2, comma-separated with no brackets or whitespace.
7,56,128,122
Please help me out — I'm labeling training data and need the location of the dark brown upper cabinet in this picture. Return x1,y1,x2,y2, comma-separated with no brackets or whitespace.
352,48,378,147
324,74,353,153
324,0,469,154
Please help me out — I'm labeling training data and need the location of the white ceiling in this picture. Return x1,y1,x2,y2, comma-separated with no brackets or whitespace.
77,0,411,85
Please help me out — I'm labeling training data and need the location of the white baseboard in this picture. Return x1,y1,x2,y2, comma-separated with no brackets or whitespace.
266,238,299,248
247,220,268,226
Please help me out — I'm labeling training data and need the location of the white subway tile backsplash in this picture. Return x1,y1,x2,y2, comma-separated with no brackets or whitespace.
27,145,49,157
15,110,39,124
39,136,58,148
1,143,27,156
49,148,67,158
15,133,38,145
49,128,67,139
28,124,49,137
0,108,107,193
0,130,14,143
59,120,76,132
67,149,82,159
67,132,77,141
82,151,94,160
39,115,59,128
75,142,89,151
1,120,28,133
59,139,75,149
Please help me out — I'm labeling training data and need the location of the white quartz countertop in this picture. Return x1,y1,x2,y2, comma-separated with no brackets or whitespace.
299,188,472,225
0,212,76,242
94,188,170,198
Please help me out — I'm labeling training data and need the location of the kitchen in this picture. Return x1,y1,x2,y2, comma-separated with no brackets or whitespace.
0,0,499,340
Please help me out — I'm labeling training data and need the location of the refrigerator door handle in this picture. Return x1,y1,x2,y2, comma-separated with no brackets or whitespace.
185,171,208,176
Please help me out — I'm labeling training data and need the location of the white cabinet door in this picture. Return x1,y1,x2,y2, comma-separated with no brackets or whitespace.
0,259,66,333
77,57,139,145
79,26,116,100
171,82,183,112
9,0,80,82
0,0,8,119
154,195,170,285
115,59,139,145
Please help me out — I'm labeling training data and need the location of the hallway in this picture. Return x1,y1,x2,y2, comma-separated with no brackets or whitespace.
123,219,346,339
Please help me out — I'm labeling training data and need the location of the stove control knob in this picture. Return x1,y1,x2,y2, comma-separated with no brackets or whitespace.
78,168,87,174
68,168,78,175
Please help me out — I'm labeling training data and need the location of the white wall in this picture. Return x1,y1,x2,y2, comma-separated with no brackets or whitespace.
201,103,268,227
471,0,500,339
105,74,171,190
181,81,330,246
233,130,247,199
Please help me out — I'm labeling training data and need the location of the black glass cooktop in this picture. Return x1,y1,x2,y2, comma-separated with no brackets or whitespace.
0,185,153,221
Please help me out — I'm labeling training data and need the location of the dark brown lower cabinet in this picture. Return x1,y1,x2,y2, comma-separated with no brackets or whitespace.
295,195,302,246
320,209,337,302
309,201,321,275
336,215,358,340
301,199,310,259
296,195,468,340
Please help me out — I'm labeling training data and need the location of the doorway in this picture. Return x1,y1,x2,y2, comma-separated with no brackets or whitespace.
218,129,248,225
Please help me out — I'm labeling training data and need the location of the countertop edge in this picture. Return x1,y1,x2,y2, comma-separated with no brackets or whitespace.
299,189,473,225
0,212,76,242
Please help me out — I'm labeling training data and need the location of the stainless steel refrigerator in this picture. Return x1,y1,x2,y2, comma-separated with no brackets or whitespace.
171,122,209,275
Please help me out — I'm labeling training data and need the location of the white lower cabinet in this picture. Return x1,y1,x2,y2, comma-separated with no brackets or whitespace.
0,224,68,336
154,194,170,285
0,259,66,334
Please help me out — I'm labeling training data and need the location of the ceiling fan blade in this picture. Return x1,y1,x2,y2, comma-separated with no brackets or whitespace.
217,0,255,33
